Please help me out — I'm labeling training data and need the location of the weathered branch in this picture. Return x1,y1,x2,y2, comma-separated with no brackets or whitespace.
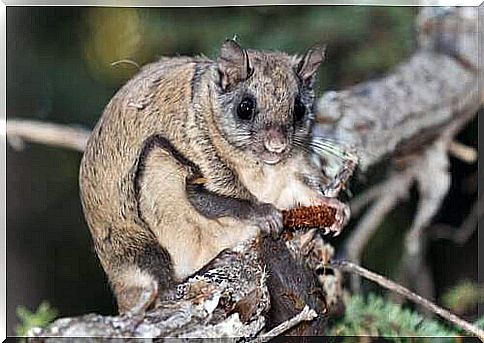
344,105,477,291
335,7,480,294
30,236,329,341
315,8,479,171
30,240,271,341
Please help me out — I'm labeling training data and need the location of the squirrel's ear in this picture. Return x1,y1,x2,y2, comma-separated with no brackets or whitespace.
218,39,252,91
296,44,326,84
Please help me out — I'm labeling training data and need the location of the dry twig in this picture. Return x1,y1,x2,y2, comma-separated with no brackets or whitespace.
349,181,388,216
250,306,318,343
448,141,477,164
6,119,90,152
431,194,484,245
329,259,484,341
344,170,414,291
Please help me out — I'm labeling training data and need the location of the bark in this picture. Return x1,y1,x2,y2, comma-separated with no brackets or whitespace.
30,242,269,341
315,7,479,171
29,239,328,342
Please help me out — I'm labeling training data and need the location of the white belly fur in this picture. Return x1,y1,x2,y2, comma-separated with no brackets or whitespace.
237,157,321,209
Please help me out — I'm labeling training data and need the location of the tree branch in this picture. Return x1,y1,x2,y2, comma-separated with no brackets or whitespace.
344,169,414,291
315,8,479,171
6,119,90,152
430,194,484,245
329,259,484,341
250,306,318,343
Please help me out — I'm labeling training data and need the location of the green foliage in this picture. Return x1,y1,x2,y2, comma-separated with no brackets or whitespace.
329,293,458,342
441,281,484,315
15,301,58,337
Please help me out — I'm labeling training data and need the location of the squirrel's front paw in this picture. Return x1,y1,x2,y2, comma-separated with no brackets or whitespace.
251,203,283,239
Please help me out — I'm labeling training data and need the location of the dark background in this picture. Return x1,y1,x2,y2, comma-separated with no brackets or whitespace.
6,6,478,336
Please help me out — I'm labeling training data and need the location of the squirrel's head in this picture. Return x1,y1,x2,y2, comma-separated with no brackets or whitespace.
215,39,325,165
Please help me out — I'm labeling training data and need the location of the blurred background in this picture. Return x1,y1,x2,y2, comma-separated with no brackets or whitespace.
6,6,478,336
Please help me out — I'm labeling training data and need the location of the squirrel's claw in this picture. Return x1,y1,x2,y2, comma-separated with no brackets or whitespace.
311,197,350,236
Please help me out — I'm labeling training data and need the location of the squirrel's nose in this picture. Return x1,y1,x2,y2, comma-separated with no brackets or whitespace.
263,127,287,154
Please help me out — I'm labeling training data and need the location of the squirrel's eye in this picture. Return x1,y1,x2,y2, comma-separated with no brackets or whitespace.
237,97,256,120
294,97,306,121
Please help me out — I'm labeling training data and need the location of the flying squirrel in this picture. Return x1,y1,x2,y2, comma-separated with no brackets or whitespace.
79,39,350,315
